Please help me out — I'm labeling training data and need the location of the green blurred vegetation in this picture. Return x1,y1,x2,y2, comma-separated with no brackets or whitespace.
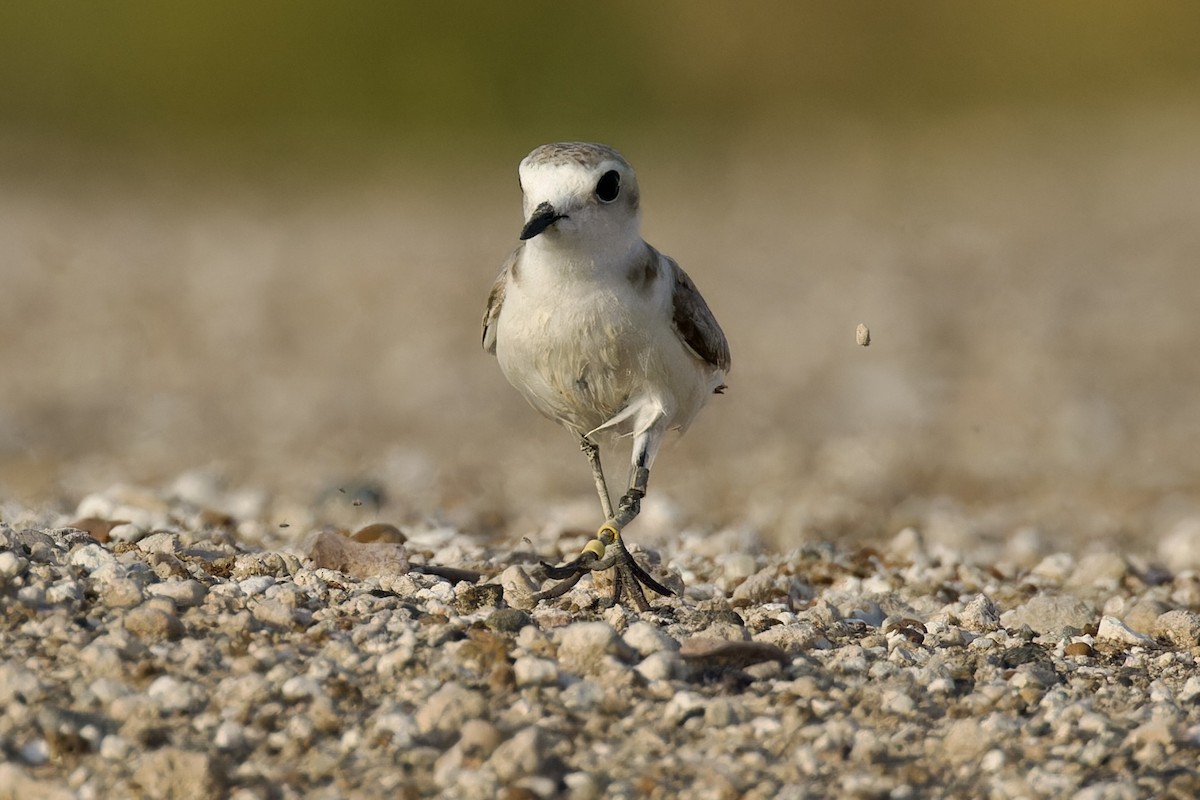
2,2,1198,170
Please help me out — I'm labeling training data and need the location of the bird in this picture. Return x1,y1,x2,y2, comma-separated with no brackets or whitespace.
482,142,730,611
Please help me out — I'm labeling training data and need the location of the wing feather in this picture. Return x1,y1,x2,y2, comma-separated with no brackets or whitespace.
482,247,521,354
665,252,731,373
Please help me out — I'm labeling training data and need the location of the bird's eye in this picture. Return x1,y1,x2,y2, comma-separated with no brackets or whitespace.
596,170,621,203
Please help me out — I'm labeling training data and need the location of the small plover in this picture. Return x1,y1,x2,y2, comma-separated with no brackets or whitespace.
483,142,730,610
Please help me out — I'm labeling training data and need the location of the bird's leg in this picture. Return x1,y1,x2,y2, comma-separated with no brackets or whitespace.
581,436,615,521
537,428,674,610
537,436,614,584
595,429,674,609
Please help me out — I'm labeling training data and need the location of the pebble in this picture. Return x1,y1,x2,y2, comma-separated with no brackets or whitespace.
251,599,301,629
147,675,204,713
557,621,631,675
145,579,208,607
487,726,551,782
1153,609,1200,648
1096,615,1154,647
498,565,540,610
513,656,559,687
132,747,221,800
1000,592,1096,636
415,684,487,746
622,621,679,656
0,549,28,578
100,578,145,608
122,605,184,641
959,594,1001,632
635,650,682,682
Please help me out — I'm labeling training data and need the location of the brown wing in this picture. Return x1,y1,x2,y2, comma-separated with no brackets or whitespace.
666,253,731,373
482,247,521,354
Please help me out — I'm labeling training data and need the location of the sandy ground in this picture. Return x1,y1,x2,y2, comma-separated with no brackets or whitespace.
2,99,1199,562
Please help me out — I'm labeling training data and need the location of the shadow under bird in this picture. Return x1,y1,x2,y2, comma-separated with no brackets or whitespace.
483,142,730,611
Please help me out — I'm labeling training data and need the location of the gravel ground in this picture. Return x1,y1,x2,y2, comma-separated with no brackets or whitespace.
3,481,1200,799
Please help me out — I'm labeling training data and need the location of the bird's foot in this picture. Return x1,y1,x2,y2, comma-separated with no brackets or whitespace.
535,524,672,611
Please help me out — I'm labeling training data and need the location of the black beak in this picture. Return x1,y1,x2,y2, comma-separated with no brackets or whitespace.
519,201,567,240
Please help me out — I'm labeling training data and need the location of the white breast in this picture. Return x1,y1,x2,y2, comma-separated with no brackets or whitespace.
495,242,718,441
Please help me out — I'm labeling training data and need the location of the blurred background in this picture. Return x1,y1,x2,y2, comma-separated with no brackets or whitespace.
2,3,1199,558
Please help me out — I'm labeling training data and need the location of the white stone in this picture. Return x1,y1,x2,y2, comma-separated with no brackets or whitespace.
281,675,322,701
147,675,203,713
1096,615,1154,646
623,621,679,657
513,656,559,687
137,532,182,555
68,544,117,572
557,621,630,675
213,721,247,751
0,550,27,577
146,579,207,607
635,651,680,683
239,575,276,596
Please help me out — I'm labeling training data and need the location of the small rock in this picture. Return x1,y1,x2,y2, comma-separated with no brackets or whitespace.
281,675,323,701
498,565,539,610
0,550,28,578
213,721,247,751
557,622,631,675
0,763,73,800
372,711,418,747
513,656,559,687
351,523,406,543
99,735,133,761
1178,676,1200,704
731,568,781,606
238,575,275,596
705,697,741,727
1029,553,1076,584
457,718,503,761
137,532,182,555
623,621,679,657
1158,517,1200,572
146,579,208,608
1000,592,1095,636
889,527,926,560
147,675,204,713
308,531,409,578
100,578,145,608
1065,641,1095,657
133,747,222,800
486,607,532,634
252,600,302,629
722,553,758,583
488,726,552,782
68,543,118,572
1152,609,1200,648
663,691,707,725
123,605,184,641
1068,552,1129,589
754,622,829,654
1096,615,1155,647
635,650,682,682
415,684,487,746
959,594,1001,632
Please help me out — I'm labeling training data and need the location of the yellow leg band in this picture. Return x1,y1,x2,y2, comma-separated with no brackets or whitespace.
596,523,620,543
583,538,607,559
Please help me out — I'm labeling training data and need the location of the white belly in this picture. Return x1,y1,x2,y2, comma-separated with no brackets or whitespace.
496,273,714,440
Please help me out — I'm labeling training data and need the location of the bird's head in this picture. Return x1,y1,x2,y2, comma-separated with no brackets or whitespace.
516,142,641,249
